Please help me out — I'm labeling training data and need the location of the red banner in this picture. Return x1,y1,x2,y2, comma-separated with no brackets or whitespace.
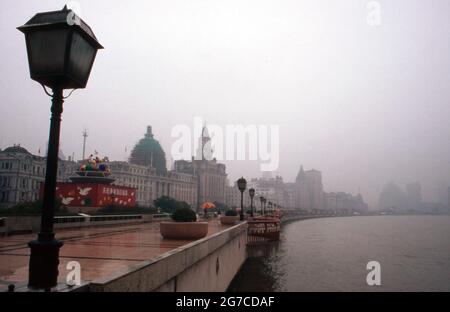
41,182,136,208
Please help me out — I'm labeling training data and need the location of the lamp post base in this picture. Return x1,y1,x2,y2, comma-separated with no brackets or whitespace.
28,238,63,290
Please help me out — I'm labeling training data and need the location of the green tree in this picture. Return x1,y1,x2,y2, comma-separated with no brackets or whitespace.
153,196,191,214
213,201,229,214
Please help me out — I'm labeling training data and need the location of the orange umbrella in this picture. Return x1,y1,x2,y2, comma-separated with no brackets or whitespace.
201,202,216,209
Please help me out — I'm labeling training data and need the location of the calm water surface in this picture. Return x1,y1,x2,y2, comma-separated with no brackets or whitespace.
229,216,450,291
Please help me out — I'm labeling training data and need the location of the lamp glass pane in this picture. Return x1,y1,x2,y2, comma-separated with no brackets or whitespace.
27,29,68,76
68,31,96,87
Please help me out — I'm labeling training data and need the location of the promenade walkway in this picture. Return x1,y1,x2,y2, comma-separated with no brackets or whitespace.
0,220,228,291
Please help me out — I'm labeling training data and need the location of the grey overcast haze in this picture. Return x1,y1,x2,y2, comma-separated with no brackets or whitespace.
1,0,449,207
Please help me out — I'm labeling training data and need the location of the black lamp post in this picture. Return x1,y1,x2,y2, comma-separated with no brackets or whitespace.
249,188,255,217
237,177,247,221
259,196,264,216
261,197,266,216
18,6,103,291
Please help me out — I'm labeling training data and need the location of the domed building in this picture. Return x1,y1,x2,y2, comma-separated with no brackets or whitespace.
3,144,32,155
129,126,167,175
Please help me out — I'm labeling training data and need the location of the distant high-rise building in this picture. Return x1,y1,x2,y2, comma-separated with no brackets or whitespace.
437,182,450,208
294,166,309,210
222,165,367,213
294,165,323,211
448,187,450,213
378,182,407,213
406,182,422,213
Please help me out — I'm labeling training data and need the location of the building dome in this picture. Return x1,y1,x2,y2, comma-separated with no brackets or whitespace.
3,144,31,155
129,126,167,175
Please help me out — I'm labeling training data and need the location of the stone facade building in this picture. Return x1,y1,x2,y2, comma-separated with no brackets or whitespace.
248,174,287,208
225,174,292,211
174,158,227,209
0,145,77,208
174,126,228,209
0,126,199,210
323,191,368,214
109,161,197,208
283,182,296,210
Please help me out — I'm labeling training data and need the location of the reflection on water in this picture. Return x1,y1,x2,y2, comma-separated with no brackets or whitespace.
228,216,450,292
228,242,284,292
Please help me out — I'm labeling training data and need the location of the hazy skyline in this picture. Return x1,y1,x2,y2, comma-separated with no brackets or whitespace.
1,0,449,207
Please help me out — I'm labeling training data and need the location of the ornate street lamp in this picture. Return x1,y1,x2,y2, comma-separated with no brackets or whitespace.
237,177,247,221
248,188,255,217
18,6,103,291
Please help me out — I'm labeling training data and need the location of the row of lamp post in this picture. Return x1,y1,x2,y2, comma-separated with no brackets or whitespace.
260,196,266,215
18,6,103,291
236,177,280,220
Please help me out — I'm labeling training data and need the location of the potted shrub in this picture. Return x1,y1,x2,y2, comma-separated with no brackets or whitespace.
220,209,239,225
160,207,208,239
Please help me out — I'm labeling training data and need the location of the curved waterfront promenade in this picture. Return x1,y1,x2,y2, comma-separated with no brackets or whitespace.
0,219,242,292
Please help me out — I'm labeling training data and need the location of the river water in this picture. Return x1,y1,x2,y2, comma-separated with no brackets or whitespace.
228,215,450,292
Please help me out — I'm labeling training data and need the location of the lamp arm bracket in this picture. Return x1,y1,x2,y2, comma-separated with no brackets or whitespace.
63,88,78,99
41,84,53,97
40,84,78,99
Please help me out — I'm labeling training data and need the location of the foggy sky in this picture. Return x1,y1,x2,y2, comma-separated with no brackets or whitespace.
1,0,449,207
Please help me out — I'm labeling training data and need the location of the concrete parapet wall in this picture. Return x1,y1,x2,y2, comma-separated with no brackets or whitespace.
86,222,248,292
1,216,41,234
0,214,169,235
